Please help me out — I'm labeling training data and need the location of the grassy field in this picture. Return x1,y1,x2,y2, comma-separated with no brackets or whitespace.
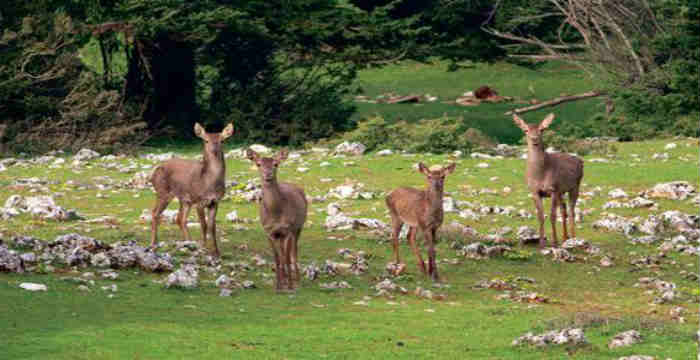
0,137,698,359
352,60,603,144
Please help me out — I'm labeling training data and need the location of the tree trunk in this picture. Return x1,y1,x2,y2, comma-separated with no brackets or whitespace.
124,33,199,136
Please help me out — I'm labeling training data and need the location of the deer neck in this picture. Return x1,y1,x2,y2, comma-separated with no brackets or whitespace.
202,151,225,177
262,179,283,213
526,143,547,180
426,185,443,213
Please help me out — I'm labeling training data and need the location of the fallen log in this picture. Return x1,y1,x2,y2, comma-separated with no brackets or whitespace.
505,91,604,115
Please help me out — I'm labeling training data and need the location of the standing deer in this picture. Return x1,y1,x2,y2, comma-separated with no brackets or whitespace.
150,122,233,257
513,113,583,247
386,162,456,282
247,148,307,292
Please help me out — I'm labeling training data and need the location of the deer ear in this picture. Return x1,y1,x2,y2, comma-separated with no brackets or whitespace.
275,148,289,163
246,149,259,162
220,123,234,140
418,162,429,175
444,162,456,175
194,123,206,139
512,114,529,132
539,113,554,130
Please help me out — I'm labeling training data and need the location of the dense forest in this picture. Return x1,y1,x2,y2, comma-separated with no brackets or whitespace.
0,0,697,151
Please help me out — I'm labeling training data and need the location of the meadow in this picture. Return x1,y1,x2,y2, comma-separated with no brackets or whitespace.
0,61,698,359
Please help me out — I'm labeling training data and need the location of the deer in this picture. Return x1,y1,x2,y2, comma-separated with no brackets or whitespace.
513,113,584,248
149,122,233,257
247,148,307,292
385,162,456,282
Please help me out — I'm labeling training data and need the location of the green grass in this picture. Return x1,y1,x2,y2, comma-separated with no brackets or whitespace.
353,60,602,144
0,138,698,359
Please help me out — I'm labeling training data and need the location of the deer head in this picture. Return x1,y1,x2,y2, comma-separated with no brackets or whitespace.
194,123,234,159
418,162,456,193
247,148,288,184
513,113,553,149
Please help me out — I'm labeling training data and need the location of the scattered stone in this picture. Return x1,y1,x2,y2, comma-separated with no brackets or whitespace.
0,246,24,273
600,256,614,267
608,330,642,348
414,287,446,300
126,171,152,189
241,280,255,289
641,181,696,200
165,265,199,289
377,149,393,156
225,211,239,223
593,214,638,235
608,188,628,198
215,274,232,288
540,247,574,262
618,356,654,360
249,144,271,154
512,328,587,347
517,226,539,244
374,279,408,295
385,262,406,276
3,195,82,221
19,282,47,291
664,143,677,150
320,281,352,289
334,141,366,156
303,263,320,281
219,288,233,297
442,197,458,213
73,148,100,161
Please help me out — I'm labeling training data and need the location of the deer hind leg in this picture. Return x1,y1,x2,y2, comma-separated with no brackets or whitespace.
150,195,173,248
177,202,193,242
284,233,295,290
558,193,569,240
390,216,404,264
532,195,546,248
407,227,427,275
427,228,439,282
196,207,207,247
569,189,579,238
290,228,301,284
550,194,560,247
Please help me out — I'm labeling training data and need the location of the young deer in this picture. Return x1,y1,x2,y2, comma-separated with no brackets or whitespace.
386,162,456,282
247,148,307,292
513,113,584,247
150,123,233,257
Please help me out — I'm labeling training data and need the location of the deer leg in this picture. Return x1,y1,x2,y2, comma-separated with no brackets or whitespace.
407,227,427,275
178,203,193,242
532,195,546,248
290,229,301,283
206,204,220,257
150,195,172,248
428,228,439,282
559,194,569,240
284,234,295,290
196,207,207,247
550,194,559,247
390,217,403,264
268,235,283,292
569,189,579,239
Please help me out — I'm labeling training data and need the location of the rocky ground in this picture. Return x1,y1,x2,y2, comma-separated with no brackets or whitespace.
0,138,698,359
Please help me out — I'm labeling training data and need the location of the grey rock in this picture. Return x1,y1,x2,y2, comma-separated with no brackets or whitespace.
608,330,642,348
165,265,199,289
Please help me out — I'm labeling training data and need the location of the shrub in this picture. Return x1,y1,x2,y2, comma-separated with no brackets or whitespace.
339,116,496,154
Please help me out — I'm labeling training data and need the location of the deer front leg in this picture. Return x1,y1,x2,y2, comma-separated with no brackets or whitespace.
196,207,207,247
559,194,569,240
568,189,579,239
407,227,427,275
267,235,283,292
206,203,220,257
532,195,546,248
427,228,439,282
550,193,559,247
284,234,295,290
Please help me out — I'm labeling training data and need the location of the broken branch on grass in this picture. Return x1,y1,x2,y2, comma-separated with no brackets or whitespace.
505,91,604,115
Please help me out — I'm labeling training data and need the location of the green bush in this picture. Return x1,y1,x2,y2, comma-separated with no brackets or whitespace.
340,115,495,154
540,131,617,156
